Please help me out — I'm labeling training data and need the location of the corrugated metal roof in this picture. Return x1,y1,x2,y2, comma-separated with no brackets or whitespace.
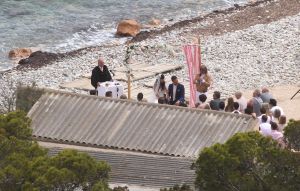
41,142,195,188
28,89,257,158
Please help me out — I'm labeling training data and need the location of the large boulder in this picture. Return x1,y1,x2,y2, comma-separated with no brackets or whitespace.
116,20,141,37
8,48,32,59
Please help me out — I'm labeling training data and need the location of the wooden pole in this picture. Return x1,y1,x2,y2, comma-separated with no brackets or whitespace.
127,72,131,99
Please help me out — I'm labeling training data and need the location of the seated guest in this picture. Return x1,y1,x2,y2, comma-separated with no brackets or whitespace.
257,107,271,124
203,104,210,110
219,101,225,111
137,92,147,102
197,94,210,109
232,102,241,114
210,91,221,110
91,58,112,89
234,91,247,113
158,97,167,104
261,87,273,103
225,97,234,112
120,94,127,99
168,76,185,106
278,115,287,132
269,98,284,116
270,121,283,141
89,89,98,96
271,109,281,123
105,91,112,98
259,115,272,137
244,105,256,118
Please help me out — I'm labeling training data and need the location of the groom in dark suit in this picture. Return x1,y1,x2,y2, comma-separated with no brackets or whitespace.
168,76,185,106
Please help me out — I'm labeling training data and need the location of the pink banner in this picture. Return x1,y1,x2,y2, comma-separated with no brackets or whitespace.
183,45,201,108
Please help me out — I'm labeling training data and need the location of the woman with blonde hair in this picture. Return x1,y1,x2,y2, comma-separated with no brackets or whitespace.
278,115,287,132
193,65,212,104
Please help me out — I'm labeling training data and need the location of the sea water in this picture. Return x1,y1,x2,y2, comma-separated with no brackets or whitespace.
0,0,248,71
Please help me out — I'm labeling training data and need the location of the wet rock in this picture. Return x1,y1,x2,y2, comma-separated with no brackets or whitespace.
18,51,62,68
116,20,141,37
8,48,32,59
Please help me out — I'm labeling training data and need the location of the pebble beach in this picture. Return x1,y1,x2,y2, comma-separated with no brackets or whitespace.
0,0,299,111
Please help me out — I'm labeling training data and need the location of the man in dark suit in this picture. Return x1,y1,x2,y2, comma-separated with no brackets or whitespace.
168,76,185,106
91,58,112,89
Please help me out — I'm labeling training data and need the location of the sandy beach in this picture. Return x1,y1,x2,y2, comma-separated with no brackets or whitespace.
0,0,299,120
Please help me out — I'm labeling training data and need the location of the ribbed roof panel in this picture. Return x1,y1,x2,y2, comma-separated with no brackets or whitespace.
28,90,257,158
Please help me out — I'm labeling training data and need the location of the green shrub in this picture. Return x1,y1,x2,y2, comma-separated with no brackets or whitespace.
16,83,44,113
160,184,192,191
284,119,300,151
0,111,111,191
195,132,300,191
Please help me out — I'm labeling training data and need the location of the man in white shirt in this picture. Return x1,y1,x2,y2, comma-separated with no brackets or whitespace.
234,91,247,113
259,115,272,137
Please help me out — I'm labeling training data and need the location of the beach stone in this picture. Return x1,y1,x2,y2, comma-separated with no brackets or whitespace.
8,48,32,59
214,67,221,72
18,51,61,67
116,19,141,37
148,18,161,26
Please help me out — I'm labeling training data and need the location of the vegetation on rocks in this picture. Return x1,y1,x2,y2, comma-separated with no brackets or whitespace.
16,83,44,113
284,119,300,151
160,184,193,191
0,111,111,191
194,131,300,191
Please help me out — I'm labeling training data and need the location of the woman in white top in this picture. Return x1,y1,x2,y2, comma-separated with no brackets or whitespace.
153,74,168,100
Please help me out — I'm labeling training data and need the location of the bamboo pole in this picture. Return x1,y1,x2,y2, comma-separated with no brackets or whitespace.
127,72,131,99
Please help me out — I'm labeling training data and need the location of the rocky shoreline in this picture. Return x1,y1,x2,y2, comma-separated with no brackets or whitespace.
0,0,300,111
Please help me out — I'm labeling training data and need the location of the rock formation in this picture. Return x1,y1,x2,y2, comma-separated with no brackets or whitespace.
116,20,141,37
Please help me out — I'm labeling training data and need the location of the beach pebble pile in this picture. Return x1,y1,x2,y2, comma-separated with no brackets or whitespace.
0,12,299,111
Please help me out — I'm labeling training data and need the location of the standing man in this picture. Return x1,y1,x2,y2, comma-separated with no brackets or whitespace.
252,89,263,117
168,76,185,106
260,87,273,103
91,58,112,89
193,65,212,104
209,91,221,110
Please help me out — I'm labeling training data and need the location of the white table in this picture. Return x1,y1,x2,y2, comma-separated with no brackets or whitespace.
97,81,124,98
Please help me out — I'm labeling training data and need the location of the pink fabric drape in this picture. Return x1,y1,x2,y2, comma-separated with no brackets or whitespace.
183,45,201,108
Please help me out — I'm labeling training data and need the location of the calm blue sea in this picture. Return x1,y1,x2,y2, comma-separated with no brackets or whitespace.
0,0,248,71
